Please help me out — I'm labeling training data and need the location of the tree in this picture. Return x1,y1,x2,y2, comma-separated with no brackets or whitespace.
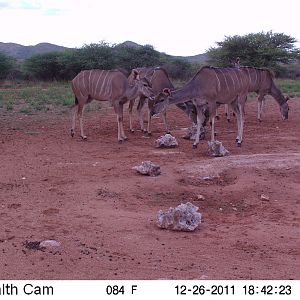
0,51,15,80
78,42,116,70
23,52,67,80
114,44,160,70
207,31,300,74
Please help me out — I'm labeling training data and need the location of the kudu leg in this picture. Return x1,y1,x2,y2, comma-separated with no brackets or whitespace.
225,104,231,122
70,104,77,137
161,110,170,134
137,97,148,133
230,100,241,145
116,103,127,143
257,94,265,122
78,105,87,140
128,99,135,133
193,104,207,148
146,107,152,135
231,96,245,147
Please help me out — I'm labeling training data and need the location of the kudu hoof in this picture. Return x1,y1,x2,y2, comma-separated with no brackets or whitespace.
71,130,74,137
145,131,152,137
215,116,220,120
192,144,198,149
236,141,242,147
130,129,135,134
81,135,87,140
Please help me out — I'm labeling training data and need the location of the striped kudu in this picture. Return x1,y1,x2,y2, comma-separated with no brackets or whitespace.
128,67,202,135
151,66,289,148
71,69,155,142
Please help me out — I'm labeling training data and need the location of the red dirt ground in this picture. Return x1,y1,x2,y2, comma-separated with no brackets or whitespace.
0,97,299,280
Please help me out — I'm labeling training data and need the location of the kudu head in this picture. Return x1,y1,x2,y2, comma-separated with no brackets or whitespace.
150,88,171,116
280,96,289,120
130,69,155,100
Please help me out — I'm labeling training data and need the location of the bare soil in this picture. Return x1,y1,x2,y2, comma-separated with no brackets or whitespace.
0,97,299,280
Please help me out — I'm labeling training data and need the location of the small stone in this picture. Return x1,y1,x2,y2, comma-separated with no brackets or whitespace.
154,134,178,148
183,125,205,141
260,194,270,201
197,194,205,200
39,240,61,248
132,161,161,176
208,140,230,157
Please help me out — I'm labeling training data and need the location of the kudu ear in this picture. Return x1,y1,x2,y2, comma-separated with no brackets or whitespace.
162,88,171,96
132,69,140,80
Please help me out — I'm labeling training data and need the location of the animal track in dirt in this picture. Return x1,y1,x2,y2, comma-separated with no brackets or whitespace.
179,169,238,187
97,188,120,199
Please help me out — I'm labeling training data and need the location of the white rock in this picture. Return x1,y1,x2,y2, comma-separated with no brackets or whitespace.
39,240,61,247
260,194,270,201
157,202,202,231
208,140,230,157
154,134,178,148
132,161,161,176
183,124,205,140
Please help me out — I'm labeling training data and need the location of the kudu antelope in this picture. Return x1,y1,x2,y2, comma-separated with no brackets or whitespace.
128,67,205,135
71,69,155,142
151,66,289,148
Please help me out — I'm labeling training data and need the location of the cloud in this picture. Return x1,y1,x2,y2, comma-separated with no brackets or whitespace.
0,1,13,9
19,0,41,10
0,0,41,10
44,8,65,16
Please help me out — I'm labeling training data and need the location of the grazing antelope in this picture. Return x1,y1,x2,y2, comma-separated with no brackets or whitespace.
71,69,155,142
128,67,202,135
151,66,289,148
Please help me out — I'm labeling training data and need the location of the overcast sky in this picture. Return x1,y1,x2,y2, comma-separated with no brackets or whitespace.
0,0,299,56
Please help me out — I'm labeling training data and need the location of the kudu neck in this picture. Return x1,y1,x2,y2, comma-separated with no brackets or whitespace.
126,84,139,100
270,83,286,105
168,88,197,106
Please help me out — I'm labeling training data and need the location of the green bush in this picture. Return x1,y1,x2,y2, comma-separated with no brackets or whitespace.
0,51,15,80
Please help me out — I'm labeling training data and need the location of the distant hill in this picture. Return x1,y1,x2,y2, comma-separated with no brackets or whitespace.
119,41,142,49
0,42,69,60
0,41,208,63
175,53,208,63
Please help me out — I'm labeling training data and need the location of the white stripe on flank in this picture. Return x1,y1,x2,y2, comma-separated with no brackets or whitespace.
77,74,84,97
99,71,109,97
219,69,229,92
246,68,252,87
254,69,258,87
82,71,87,93
88,70,92,92
94,71,103,97
233,69,240,90
238,69,245,89
228,72,236,92
214,70,221,92
105,74,112,98
91,71,97,97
